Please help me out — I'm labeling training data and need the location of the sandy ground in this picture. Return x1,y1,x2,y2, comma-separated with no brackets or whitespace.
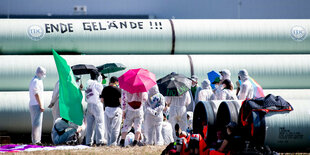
2,146,310,155
5,145,167,155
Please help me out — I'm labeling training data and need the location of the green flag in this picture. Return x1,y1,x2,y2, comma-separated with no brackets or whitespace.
52,49,83,125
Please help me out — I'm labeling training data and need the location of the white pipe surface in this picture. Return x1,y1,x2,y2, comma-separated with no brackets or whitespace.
0,19,309,54
1,55,309,91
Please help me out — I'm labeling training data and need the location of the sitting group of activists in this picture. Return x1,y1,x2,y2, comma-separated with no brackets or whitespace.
29,66,256,153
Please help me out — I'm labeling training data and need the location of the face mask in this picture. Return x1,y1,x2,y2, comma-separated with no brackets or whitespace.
215,85,219,89
37,73,46,80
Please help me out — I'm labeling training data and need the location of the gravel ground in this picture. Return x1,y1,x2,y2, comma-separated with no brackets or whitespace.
2,145,310,155
5,145,167,155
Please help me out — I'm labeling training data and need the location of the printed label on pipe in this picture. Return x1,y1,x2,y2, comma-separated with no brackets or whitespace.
27,20,165,41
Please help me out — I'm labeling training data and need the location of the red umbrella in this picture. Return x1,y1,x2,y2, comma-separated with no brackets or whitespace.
118,68,157,94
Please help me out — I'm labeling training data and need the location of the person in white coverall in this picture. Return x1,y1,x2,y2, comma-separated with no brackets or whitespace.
29,66,46,145
194,79,215,111
166,91,191,140
237,69,254,100
219,69,234,89
120,90,148,147
218,79,238,100
145,85,165,145
48,80,60,122
48,76,83,123
85,70,105,146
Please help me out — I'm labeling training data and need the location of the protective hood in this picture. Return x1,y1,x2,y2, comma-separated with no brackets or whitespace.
148,85,159,98
201,79,211,90
238,69,249,82
36,66,46,79
220,69,231,80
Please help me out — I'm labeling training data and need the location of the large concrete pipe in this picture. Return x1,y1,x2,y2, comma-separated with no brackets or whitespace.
250,100,310,151
191,54,310,89
0,19,309,54
0,91,87,134
1,55,310,91
263,89,310,100
215,101,243,132
193,101,222,144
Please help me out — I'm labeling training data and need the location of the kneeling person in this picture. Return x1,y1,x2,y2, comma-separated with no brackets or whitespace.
51,118,82,145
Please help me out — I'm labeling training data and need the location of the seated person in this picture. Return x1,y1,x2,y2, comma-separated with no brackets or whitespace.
217,122,242,154
211,130,224,149
51,118,82,145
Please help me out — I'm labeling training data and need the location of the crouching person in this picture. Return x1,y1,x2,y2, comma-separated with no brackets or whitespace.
51,118,82,145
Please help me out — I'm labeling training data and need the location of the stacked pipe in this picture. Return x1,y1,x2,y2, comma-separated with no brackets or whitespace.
0,19,309,151
193,100,310,151
0,19,309,54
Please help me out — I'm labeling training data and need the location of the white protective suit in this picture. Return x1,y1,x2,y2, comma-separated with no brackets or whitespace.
48,81,60,122
161,121,174,145
51,118,79,145
104,106,122,146
195,79,215,111
121,91,148,134
187,111,193,131
220,69,234,89
218,89,238,100
85,79,105,145
166,91,191,140
145,85,165,145
29,66,46,144
238,69,254,100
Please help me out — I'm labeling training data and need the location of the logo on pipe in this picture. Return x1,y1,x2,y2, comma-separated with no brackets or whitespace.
27,25,45,41
291,26,307,41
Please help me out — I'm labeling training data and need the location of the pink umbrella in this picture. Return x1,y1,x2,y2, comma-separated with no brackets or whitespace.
118,68,157,94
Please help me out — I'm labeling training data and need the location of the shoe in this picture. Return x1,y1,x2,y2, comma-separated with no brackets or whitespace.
119,139,125,147
35,142,43,146
132,140,138,147
97,143,106,147
137,141,145,147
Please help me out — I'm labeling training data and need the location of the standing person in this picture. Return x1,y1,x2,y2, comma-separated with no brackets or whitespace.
101,73,108,87
188,75,200,111
194,79,215,110
48,80,60,122
29,66,46,145
145,85,165,145
219,69,234,89
166,91,191,140
48,76,83,122
237,69,254,100
212,77,221,100
120,90,148,147
85,70,105,146
218,79,237,100
100,76,122,146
